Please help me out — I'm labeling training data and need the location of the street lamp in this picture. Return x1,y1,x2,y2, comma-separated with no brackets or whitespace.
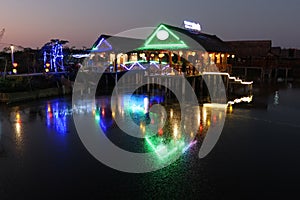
10,45,14,66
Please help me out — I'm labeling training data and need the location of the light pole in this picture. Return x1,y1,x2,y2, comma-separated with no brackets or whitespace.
10,45,14,66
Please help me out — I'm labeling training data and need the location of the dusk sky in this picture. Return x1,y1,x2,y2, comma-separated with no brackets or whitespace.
1,0,300,49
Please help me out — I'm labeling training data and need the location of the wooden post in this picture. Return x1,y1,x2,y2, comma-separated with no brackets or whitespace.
147,76,150,93
165,77,168,93
169,51,172,70
169,78,171,97
200,76,203,100
192,77,196,92
182,77,185,102
152,77,155,94
226,75,229,98
285,68,289,83
261,68,264,83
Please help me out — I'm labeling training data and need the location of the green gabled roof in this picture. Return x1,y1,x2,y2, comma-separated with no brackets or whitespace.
138,23,231,52
138,24,189,50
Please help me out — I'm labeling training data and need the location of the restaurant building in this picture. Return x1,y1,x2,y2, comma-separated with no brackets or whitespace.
88,23,234,75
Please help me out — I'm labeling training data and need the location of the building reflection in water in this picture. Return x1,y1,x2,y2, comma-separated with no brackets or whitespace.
73,94,253,163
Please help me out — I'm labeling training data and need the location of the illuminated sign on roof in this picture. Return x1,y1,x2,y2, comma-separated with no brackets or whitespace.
183,20,202,32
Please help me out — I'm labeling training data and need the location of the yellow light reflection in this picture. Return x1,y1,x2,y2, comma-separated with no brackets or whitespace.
229,105,233,113
207,120,211,127
112,111,116,119
202,107,207,124
190,132,194,138
219,112,223,120
197,112,201,127
140,123,146,134
170,109,173,119
15,123,21,137
47,105,51,113
173,123,178,139
203,103,228,109
15,112,21,124
15,122,23,146
178,133,181,139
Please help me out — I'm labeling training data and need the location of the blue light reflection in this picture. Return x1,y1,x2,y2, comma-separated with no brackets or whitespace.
46,101,71,135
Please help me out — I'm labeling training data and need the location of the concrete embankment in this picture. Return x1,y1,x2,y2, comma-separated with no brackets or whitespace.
0,87,72,104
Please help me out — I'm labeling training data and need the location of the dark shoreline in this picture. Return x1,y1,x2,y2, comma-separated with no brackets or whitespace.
1,77,297,105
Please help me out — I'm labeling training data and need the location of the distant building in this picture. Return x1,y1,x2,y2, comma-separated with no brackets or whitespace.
226,40,300,82
271,48,300,80
226,40,273,66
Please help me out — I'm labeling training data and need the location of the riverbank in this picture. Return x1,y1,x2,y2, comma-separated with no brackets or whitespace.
0,87,72,104
1,73,296,105
0,72,73,104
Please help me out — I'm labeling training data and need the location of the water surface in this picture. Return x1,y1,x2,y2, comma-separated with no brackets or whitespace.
0,87,300,199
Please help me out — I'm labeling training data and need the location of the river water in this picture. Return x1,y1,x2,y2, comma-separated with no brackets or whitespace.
0,86,300,199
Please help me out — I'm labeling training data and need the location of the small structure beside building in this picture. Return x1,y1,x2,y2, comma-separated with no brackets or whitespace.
226,40,300,83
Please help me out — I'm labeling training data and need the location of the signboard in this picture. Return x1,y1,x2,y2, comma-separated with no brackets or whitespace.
183,20,202,32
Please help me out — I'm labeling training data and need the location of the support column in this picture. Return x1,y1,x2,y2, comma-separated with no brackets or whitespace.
192,77,196,92
261,68,264,83
285,68,289,83
200,76,203,100
147,76,150,93
182,77,186,102
169,51,172,70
